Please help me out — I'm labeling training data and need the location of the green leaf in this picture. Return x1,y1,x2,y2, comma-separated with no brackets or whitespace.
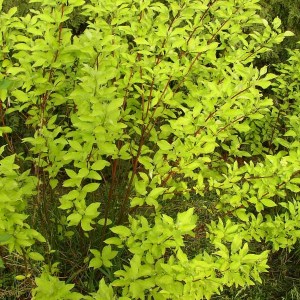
148,187,166,199
104,237,122,246
200,142,216,154
231,236,242,254
28,252,44,261
256,80,272,89
0,233,12,243
91,160,109,170
82,183,100,193
235,208,249,222
65,169,77,179
272,17,281,29
286,183,300,193
234,123,251,133
261,198,277,207
111,226,131,238
260,98,273,107
249,113,264,119
89,253,103,269
68,0,85,7
102,245,118,267
177,248,188,262
145,197,159,209
157,140,172,151
176,208,197,232
63,178,81,188
15,275,26,281
284,130,296,137
98,218,112,226
81,217,93,231
0,127,12,135
69,140,82,151
130,197,144,207
50,179,58,189
134,179,147,195
96,279,115,300
67,213,82,226
85,202,100,217
134,37,149,45
78,168,89,178
284,31,294,37
88,170,102,180
12,90,29,102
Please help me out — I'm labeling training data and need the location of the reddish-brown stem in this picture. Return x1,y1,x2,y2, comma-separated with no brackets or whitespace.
163,188,193,196
260,170,300,199
180,0,219,58
161,170,176,187
194,109,217,137
122,67,134,110
155,6,184,65
143,5,184,119
146,77,155,119
117,126,146,224
175,14,234,94
117,3,241,224
147,75,173,125
59,4,64,41
137,53,146,120
101,158,119,241
40,4,65,127
231,85,251,100
241,45,266,63
217,115,245,133
34,4,65,223
118,7,230,215
245,175,274,180
94,52,100,70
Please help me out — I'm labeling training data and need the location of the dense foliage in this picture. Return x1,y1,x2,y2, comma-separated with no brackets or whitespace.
0,0,300,299
259,0,300,64
3,0,300,63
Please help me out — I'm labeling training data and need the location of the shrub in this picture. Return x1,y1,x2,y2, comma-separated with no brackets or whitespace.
0,0,299,299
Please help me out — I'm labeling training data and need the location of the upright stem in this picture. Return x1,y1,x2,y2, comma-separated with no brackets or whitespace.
101,158,118,242
117,126,146,224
